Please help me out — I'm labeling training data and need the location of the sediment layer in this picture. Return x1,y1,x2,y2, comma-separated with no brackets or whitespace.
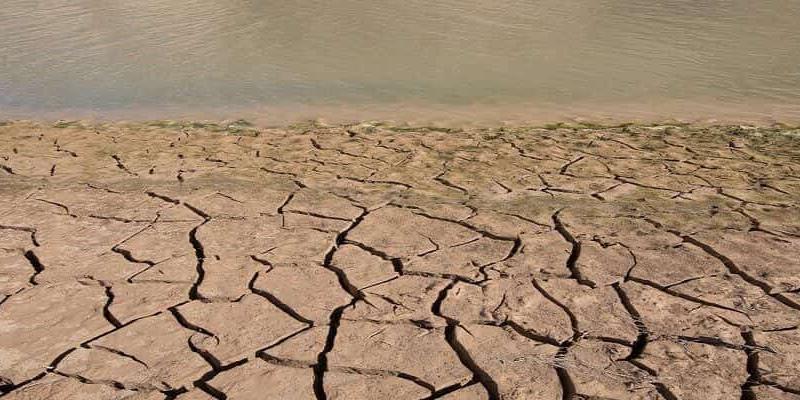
1,120,799,399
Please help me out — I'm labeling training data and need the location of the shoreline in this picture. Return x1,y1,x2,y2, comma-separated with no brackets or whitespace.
4,98,800,128
4,117,800,133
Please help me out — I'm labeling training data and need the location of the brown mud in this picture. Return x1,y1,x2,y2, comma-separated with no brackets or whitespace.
1,120,799,399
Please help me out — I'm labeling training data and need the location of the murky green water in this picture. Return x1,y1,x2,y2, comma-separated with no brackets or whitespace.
2,0,799,122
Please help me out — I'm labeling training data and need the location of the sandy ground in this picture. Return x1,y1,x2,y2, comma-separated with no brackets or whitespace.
1,120,799,400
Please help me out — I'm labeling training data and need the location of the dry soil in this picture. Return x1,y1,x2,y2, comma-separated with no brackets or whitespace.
1,120,799,400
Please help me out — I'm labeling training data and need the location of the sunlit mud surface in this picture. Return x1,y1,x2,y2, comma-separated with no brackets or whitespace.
1,121,799,399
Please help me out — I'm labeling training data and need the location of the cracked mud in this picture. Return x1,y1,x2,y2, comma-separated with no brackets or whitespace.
1,120,799,400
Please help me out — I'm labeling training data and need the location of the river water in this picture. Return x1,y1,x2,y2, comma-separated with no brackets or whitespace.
2,0,799,123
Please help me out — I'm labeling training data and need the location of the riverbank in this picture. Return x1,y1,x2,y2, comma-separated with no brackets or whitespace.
1,120,799,399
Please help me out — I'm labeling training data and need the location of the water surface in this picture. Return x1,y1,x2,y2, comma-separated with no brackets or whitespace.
2,0,799,123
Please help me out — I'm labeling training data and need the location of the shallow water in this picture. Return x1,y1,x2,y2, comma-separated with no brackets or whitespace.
2,0,799,123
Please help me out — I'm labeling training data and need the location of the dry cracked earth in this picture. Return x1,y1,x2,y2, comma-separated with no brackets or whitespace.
1,120,800,400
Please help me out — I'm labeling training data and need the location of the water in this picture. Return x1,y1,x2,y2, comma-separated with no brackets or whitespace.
2,0,800,123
